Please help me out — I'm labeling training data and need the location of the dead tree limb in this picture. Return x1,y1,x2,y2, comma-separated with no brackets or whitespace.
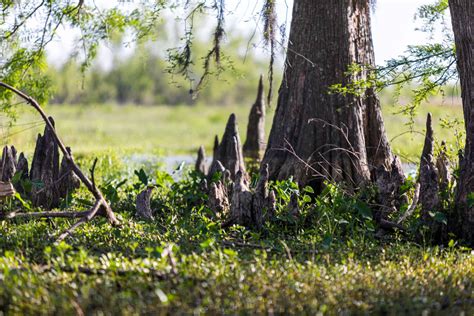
56,199,102,242
3,210,90,220
0,81,120,239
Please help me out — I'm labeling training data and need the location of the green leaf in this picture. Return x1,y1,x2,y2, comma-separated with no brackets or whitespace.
448,239,455,248
223,248,237,257
467,192,474,208
432,212,447,225
14,192,31,210
11,171,23,184
199,238,214,249
303,186,314,194
134,168,149,186
321,234,332,249
355,201,372,220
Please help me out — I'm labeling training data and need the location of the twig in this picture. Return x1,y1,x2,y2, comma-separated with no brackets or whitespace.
398,182,420,224
56,200,102,242
4,210,90,220
0,82,120,240
379,219,406,231
89,158,98,191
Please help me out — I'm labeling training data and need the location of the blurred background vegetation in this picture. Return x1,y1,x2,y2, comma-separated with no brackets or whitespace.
46,33,274,107
0,13,464,164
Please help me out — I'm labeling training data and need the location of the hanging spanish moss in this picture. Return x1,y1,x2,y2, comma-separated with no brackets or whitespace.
193,0,226,98
262,0,277,106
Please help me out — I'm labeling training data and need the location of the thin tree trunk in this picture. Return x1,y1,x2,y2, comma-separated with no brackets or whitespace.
450,0,474,243
262,0,394,190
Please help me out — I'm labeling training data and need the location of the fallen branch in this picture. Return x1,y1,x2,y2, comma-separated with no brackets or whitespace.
3,210,90,220
0,81,120,241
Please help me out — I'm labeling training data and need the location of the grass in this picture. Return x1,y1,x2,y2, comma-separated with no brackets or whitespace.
1,235,472,314
0,100,471,314
0,158,472,314
1,100,464,161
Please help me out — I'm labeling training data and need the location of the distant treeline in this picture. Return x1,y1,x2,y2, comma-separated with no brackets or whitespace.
47,38,275,107
47,40,459,107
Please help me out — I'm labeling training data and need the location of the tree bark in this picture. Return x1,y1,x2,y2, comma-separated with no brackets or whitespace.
450,0,474,243
419,113,440,221
243,75,266,160
213,114,246,180
136,187,155,221
195,145,207,175
1,146,17,182
30,119,60,209
262,0,395,190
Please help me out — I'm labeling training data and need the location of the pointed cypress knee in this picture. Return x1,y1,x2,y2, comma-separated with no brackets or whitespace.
195,146,207,175
30,118,61,209
228,170,253,227
243,75,266,161
213,135,219,158
207,159,226,181
208,181,230,216
14,152,29,193
1,146,17,182
419,113,439,221
136,187,155,221
436,141,451,194
374,155,406,223
214,114,246,180
252,164,271,228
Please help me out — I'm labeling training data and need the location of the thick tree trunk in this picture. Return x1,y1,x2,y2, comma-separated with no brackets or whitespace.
450,0,474,242
262,0,394,189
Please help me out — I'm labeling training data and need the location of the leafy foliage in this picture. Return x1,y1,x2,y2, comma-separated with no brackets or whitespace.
0,1,173,109
0,154,472,313
0,0,281,111
46,37,270,106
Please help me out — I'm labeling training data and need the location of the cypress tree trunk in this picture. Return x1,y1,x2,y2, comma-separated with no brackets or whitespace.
450,0,474,243
262,0,394,190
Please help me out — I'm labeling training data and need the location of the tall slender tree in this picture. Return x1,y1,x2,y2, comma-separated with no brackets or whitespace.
262,0,397,190
449,0,474,242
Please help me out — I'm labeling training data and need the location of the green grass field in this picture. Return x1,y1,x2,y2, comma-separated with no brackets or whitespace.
1,100,472,314
1,100,464,162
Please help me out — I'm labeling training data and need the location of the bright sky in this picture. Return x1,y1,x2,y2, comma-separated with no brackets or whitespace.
271,0,448,64
47,0,448,67
371,0,447,63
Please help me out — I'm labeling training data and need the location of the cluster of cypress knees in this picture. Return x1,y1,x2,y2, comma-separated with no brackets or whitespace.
0,117,80,209
135,76,453,241
0,77,453,241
